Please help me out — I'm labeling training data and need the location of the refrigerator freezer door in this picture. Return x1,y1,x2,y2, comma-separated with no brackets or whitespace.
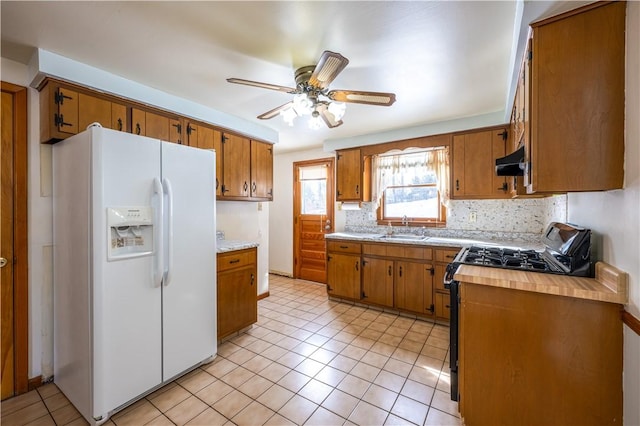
160,142,217,381
91,129,163,417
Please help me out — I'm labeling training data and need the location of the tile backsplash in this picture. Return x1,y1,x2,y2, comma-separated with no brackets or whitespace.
343,195,567,243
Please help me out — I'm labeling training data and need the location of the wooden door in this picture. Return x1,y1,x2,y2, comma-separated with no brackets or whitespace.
327,253,360,299
1,82,28,400
221,133,250,197
362,257,393,307
294,158,334,283
250,140,273,199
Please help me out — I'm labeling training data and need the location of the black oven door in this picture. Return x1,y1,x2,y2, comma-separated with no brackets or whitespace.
444,263,459,402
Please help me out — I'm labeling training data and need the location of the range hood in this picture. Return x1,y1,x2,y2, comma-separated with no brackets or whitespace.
495,145,525,176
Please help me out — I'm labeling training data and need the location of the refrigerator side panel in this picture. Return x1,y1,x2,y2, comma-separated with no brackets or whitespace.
53,132,93,422
91,128,163,418
161,143,217,381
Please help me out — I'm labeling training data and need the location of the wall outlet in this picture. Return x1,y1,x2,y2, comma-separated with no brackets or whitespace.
469,211,477,223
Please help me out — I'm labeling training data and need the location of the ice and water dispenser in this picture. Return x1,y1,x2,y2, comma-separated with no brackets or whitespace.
107,207,154,260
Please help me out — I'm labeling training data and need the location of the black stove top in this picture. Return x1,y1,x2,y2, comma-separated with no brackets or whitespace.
459,246,553,272
448,222,593,278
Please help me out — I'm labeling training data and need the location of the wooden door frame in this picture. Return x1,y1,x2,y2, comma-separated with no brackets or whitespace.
293,158,335,280
1,81,29,396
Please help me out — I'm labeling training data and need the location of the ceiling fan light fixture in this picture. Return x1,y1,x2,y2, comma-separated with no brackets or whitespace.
292,93,313,115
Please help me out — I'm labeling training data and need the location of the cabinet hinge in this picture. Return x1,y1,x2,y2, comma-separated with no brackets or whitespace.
172,123,182,134
527,50,532,61
337,154,342,160
186,124,195,135
222,135,228,143
54,113,71,128
427,304,435,313
221,184,228,194
362,291,367,299
54,90,73,105
498,130,508,141
327,255,332,261
427,267,434,276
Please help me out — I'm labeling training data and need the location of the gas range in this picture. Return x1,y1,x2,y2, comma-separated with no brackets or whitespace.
449,222,593,277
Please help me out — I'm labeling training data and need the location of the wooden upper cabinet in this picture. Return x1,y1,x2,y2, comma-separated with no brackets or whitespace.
451,127,510,199
132,108,182,143
250,140,273,200
221,133,251,198
40,82,131,142
526,1,625,193
336,148,362,201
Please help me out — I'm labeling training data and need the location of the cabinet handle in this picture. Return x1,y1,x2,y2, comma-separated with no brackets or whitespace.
251,274,255,285
445,304,451,309
355,261,359,271
243,181,248,192
456,179,460,191
229,259,240,264
388,266,392,276
252,182,257,194
355,184,359,195
426,304,435,313
117,118,123,131
337,190,342,197
135,123,141,135
426,267,434,276
497,182,508,192
446,254,456,259
339,245,349,249
216,178,219,190
399,266,403,277
362,291,367,299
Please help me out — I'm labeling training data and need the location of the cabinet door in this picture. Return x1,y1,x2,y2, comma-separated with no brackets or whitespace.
132,108,146,136
214,130,223,197
78,93,111,131
452,128,509,199
145,111,170,141
435,292,451,321
250,140,273,199
112,103,127,132
336,148,362,201
55,87,79,135
217,265,257,339
221,133,251,197
168,118,182,144
362,257,393,307
395,261,433,316
327,253,360,299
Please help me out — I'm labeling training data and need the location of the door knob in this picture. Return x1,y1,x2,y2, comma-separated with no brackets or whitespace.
0,257,7,268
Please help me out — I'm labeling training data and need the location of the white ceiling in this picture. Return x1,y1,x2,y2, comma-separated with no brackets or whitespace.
1,1,590,152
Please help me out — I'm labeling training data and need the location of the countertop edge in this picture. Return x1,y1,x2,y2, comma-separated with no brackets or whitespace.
216,240,260,253
454,262,629,305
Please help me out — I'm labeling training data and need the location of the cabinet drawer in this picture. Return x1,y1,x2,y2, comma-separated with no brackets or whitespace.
217,248,257,272
363,243,387,256
327,241,362,254
435,248,461,263
386,245,432,260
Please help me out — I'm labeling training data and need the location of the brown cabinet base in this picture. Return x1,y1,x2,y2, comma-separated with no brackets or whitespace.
459,283,623,425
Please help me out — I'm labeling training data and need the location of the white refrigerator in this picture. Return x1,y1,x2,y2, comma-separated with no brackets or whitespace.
53,126,217,424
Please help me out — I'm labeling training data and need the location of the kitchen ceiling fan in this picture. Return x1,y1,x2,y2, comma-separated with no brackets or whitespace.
227,50,396,129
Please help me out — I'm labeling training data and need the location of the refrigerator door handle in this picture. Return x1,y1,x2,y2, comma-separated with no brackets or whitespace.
162,177,174,286
153,177,164,287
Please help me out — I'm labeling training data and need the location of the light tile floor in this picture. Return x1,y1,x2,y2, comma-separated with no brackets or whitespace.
1,275,461,426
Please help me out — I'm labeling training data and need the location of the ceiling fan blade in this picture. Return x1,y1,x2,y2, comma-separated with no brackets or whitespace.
328,90,396,106
316,104,343,128
308,51,349,89
257,102,294,120
227,78,297,94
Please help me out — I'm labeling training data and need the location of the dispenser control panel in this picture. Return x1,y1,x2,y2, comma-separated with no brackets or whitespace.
107,207,154,260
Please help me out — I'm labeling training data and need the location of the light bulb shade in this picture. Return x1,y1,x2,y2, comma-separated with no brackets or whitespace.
308,113,323,130
293,93,313,115
280,107,297,126
328,101,346,121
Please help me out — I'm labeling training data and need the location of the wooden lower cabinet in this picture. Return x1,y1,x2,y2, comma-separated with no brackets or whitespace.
216,248,257,340
434,247,461,321
327,253,361,300
394,260,434,316
459,283,623,425
361,257,394,307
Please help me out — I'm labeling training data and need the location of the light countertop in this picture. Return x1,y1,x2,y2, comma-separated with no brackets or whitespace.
454,262,628,304
217,240,259,253
325,232,543,250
